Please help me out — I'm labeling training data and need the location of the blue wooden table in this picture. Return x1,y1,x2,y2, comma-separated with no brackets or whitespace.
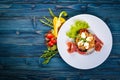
0,0,120,80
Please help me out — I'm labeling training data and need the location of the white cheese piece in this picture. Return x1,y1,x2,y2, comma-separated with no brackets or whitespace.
84,42,89,49
86,37,93,42
81,32,86,38
77,40,84,46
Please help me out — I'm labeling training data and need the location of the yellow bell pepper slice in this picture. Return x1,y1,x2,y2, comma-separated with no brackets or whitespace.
53,17,65,37
53,11,67,37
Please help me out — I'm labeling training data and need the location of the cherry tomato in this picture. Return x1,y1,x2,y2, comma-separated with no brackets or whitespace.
51,38,57,44
45,37,50,41
46,33,54,39
48,41,54,47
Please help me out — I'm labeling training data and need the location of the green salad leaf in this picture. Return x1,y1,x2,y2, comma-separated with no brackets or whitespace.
66,20,89,39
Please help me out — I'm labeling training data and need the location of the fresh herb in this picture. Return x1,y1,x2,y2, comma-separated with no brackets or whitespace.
40,19,53,27
48,8,56,17
41,49,58,64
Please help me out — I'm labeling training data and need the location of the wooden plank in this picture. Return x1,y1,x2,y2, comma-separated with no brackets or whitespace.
82,0,120,3
1,4,120,18
87,4,120,18
0,44,47,57
0,57,73,70
0,4,119,19
0,0,120,4
0,69,120,79
57,0,79,3
0,54,120,70
0,0,57,4
0,4,87,17
0,18,51,31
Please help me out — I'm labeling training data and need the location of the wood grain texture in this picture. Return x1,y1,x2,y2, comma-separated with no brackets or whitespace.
0,0,120,80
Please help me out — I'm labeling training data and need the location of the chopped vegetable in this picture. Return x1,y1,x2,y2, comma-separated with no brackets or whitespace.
48,41,54,47
51,38,57,44
45,31,57,47
40,8,67,64
40,8,67,37
46,33,54,39
53,17,65,37
53,11,67,37
48,45,57,51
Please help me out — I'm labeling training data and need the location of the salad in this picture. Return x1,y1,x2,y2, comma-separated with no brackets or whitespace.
66,20,103,55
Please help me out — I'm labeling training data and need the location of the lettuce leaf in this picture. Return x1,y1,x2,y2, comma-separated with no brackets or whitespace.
66,20,89,39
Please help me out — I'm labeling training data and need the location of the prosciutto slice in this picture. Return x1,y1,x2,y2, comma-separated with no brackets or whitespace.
67,42,86,54
94,35,103,51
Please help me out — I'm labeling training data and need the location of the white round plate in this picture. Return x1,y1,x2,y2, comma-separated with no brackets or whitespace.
57,14,112,69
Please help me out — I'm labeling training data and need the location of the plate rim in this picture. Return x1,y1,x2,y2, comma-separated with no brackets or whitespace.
57,14,113,70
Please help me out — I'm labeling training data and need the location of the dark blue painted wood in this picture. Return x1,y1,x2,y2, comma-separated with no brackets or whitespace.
0,0,120,3
0,0,120,80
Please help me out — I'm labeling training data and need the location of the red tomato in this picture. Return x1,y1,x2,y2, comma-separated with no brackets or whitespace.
46,33,54,39
45,37,50,41
51,38,57,44
48,41,54,47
